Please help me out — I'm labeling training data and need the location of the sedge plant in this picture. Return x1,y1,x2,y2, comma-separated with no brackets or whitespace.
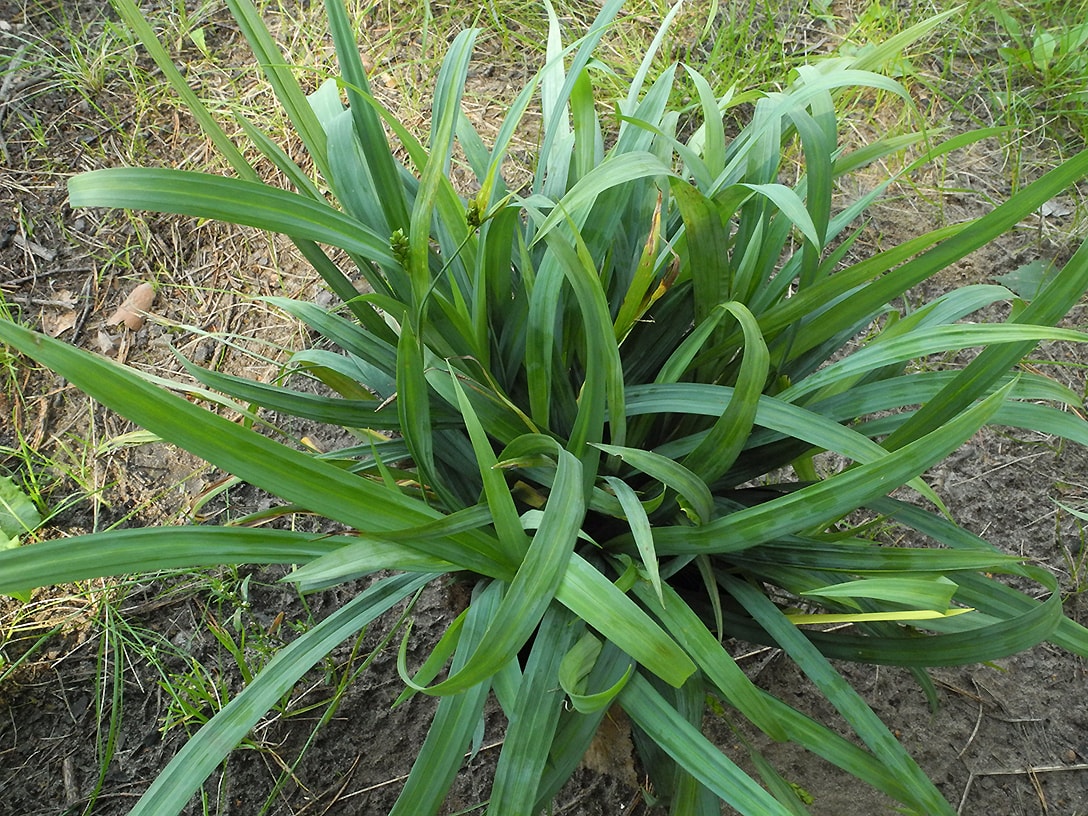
3,0,1088,813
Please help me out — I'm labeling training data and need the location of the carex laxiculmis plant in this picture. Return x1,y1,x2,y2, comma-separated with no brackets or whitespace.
3,0,1088,813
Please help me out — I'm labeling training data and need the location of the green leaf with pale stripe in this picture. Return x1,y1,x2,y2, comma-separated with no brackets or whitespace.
800,575,960,611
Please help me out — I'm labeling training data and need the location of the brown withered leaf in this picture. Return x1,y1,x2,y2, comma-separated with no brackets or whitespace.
581,705,638,788
107,282,156,331
42,309,78,338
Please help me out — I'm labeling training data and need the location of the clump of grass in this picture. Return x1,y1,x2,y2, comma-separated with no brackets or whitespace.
3,0,1088,814
986,0,1088,145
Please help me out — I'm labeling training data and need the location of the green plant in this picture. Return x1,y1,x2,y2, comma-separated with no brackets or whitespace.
3,0,1088,813
986,0,1088,143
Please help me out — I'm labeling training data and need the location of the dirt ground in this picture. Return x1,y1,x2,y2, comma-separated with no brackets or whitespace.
3,0,1088,814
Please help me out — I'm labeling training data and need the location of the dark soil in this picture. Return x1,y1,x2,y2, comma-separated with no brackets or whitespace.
3,1,1088,815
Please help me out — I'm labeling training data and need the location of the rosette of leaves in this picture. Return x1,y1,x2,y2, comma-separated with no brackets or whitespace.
3,0,1088,813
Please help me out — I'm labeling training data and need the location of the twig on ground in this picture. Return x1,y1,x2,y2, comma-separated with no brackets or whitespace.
957,762,1088,814
13,234,58,262
0,41,30,163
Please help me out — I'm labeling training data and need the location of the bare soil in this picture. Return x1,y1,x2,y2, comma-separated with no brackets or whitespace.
3,1,1088,815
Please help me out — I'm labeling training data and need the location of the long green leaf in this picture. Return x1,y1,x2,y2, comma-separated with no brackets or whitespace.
0,320,513,575
448,366,532,561
594,444,714,525
881,231,1088,450
110,0,252,177
0,527,347,594
775,148,1088,360
486,605,579,816
604,476,664,603
779,323,1088,403
68,169,398,268
722,575,955,815
555,554,695,687
325,0,409,232
532,151,675,243
131,572,433,816
408,29,476,306
682,302,769,484
652,380,1014,553
389,580,498,816
619,673,794,815
225,0,332,182
405,444,583,695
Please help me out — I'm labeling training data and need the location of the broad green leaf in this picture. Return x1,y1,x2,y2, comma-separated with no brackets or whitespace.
542,225,627,455
670,181,733,327
869,497,1088,658
685,65,726,178
407,28,477,307
0,527,351,595
779,323,1088,403
282,537,457,591
800,575,961,611
731,539,1022,575
557,631,633,713
396,320,453,508
179,358,405,430
720,572,1061,668
0,474,41,539
556,554,695,687
634,581,788,742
